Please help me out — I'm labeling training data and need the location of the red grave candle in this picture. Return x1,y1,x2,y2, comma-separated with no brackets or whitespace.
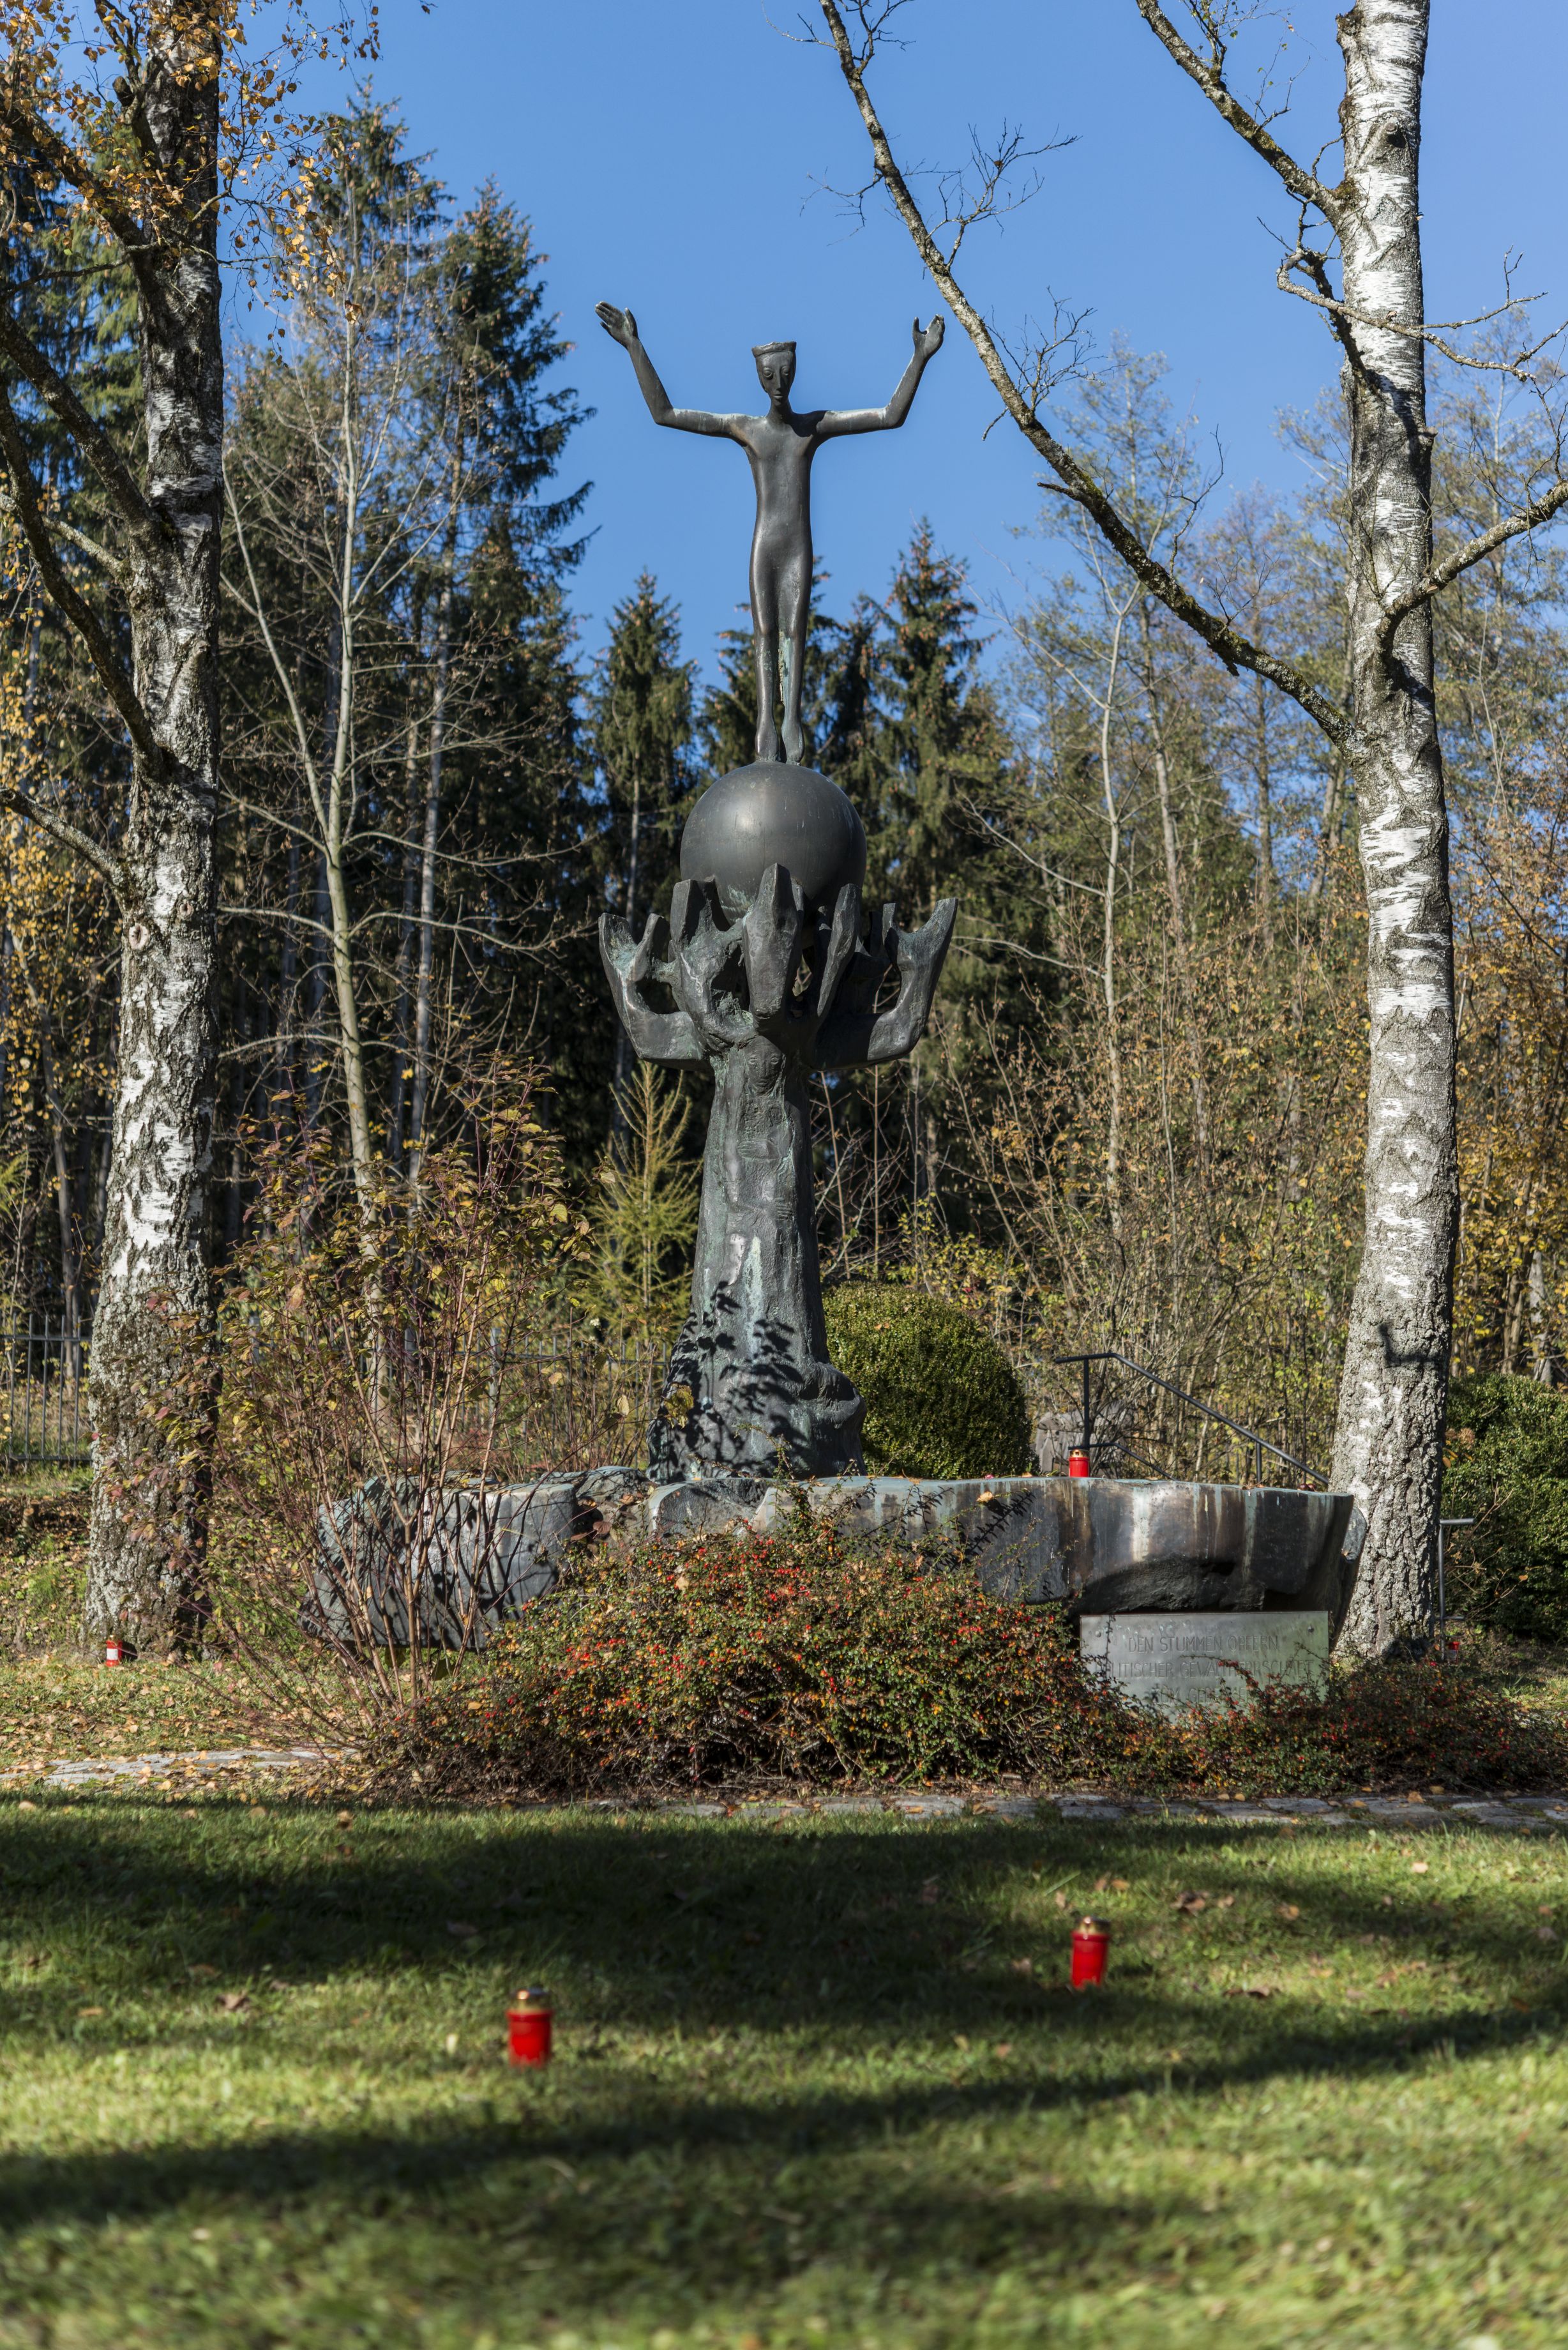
1067,1449,1091,1480
1070,1916,1110,1989
507,1987,553,2066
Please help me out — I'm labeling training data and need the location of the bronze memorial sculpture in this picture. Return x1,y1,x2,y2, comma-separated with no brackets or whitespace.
595,299,955,1482
594,302,944,765
310,309,1361,1669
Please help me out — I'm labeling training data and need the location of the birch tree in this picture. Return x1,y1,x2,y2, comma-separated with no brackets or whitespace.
817,0,1568,1649
0,3,352,1647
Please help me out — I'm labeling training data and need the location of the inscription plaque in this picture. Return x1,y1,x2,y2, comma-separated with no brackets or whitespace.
1080,1611,1331,1715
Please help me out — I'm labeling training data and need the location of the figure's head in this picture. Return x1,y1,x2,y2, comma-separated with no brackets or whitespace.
752,340,796,409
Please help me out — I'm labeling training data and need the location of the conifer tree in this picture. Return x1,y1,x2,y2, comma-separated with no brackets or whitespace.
591,575,695,1130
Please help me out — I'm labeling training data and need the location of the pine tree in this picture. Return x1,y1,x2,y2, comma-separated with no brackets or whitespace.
582,1059,700,1340
591,575,695,1131
871,522,1009,921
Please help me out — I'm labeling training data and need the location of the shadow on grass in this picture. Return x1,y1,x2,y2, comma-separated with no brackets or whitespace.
0,1794,1564,2298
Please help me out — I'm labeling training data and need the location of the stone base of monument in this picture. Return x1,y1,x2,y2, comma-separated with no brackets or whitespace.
1081,1609,1332,1717
310,1469,1361,1646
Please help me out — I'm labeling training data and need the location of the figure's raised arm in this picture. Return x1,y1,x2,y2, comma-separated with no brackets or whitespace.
595,303,746,440
817,314,944,439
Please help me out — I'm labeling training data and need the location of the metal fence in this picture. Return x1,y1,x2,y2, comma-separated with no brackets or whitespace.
0,1317,91,1469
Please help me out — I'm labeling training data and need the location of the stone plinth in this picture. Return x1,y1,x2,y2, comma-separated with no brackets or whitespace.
310,1472,1361,1646
1080,1610,1331,1715
638,1473,1358,1618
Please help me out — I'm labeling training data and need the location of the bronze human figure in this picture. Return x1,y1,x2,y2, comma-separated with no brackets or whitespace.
594,303,945,764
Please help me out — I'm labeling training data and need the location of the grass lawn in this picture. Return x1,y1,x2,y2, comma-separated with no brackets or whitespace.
2,1793,1565,2349
0,1657,292,1770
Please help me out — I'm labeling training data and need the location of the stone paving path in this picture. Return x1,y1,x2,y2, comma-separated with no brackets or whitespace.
0,1745,338,1794
2,1748,1566,1827
654,1792,1568,1830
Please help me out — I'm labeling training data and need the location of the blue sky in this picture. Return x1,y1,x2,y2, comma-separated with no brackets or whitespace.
348,1,1568,682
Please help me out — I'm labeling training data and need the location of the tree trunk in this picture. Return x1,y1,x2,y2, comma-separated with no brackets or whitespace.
1140,606,1210,1171
1330,0,1458,1654
1099,613,1126,1241
409,443,462,1189
389,702,421,1167
610,758,643,1141
84,24,223,1650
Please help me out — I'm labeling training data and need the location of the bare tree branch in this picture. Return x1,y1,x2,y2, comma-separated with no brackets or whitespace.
815,0,1353,748
0,301,162,547
0,90,149,269
0,482,122,577
1380,481,1568,646
0,380,162,780
1131,1,1343,225
0,781,125,898
1278,246,1567,384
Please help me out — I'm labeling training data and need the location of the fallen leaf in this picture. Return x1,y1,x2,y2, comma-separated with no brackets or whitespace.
336,1810,353,1827
994,2041,1013,2057
1009,1957,1034,1976
77,2005,103,2018
1175,1891,1209,1914
1218,1894,1236,1909
1278,1904,1302,1922
1053,1890,1069,1911
952,2033,970,2051
1410,1861,1429,1875
217,1992,248,2013
17,1800,35,1813
188,1964,218,1980
1511,1996,1534,2012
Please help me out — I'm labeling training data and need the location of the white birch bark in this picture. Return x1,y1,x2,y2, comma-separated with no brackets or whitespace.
1329,0,1458,1653
85,25,222,1644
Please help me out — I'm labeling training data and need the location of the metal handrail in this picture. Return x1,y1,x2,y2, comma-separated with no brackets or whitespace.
1052,1349,1327,1489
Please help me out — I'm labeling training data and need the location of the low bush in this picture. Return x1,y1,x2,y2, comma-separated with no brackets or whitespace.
401,1519,1100,1793
386,1522,1568,1798
822,1281,1031,1480
1444,1373,1568,1642
1125,1644,1568,1795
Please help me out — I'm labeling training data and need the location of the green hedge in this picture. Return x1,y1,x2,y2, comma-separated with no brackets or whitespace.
1444,1372,1568,1642
822,1281,1030,1482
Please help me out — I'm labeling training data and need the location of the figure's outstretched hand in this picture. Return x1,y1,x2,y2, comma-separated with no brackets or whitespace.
914,313,946,360
596,301,639,348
